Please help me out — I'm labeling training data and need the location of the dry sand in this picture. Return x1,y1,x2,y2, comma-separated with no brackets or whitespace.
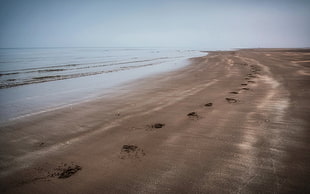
0,49,309,193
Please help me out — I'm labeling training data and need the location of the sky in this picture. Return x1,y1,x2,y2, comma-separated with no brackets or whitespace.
0,0,309,49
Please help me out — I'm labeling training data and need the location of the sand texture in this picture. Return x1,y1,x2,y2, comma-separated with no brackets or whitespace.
0,49,309,193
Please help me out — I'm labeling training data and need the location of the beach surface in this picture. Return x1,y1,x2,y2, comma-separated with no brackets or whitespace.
0,49,309,193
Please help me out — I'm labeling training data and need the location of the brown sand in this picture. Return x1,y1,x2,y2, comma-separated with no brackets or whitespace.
0,49,309,193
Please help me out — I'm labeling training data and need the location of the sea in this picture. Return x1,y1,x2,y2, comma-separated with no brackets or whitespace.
0,47,205,122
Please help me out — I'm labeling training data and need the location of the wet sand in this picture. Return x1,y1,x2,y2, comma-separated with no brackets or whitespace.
0,49,309,193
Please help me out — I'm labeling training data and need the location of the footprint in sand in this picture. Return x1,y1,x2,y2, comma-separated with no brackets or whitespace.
187,112,199,119
146,123,165,131
18,162,83,185
241,83,247,86
48,162,82,179
152,123,165,128
120,145,146,159
226,98,238,103
251,68,261,73
242,87,250,90
204,103,213,107
230,91,239,94
248,80,255,83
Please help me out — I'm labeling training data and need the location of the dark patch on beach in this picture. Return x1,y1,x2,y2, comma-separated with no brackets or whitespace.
152,123,165,128
120,145,146,159
226,98,237,103
242,88,250,90
122,145,138,153
230,91,239,94
241,83,247,86
248,80,256,83
58,165,82,179
250,66,261,73
146,123,165,131
16,162,82,186
204,103,213,107
48,162,82,179
187,112,199,118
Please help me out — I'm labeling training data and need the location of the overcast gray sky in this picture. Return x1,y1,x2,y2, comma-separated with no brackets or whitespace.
0,0,309,49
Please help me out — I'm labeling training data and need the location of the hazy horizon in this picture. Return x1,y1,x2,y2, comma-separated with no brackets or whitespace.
1,0,310,50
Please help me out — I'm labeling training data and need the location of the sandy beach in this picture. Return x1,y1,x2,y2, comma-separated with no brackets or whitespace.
0,49,309,193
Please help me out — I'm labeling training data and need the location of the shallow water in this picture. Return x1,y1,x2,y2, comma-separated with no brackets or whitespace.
0,48,205,122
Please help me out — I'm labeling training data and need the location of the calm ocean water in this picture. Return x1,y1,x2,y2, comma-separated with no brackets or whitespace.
0,48,205,122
